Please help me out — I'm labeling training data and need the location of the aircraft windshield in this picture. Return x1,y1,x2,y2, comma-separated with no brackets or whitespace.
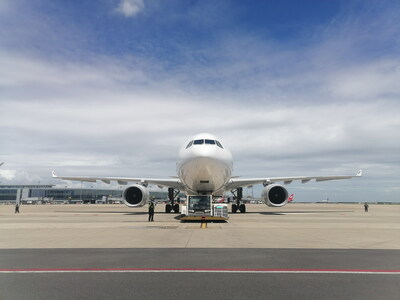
192,139,223,148
188,195,211,211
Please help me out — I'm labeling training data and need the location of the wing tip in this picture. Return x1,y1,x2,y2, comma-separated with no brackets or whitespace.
356,169,363,177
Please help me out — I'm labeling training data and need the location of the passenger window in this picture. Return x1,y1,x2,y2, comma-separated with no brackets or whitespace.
205,139,215,145
216,141,224,148
193,139,204,145
186,141,193,149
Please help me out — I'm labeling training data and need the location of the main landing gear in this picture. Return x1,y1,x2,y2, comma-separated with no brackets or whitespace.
231,187,246,213
165,187,180,213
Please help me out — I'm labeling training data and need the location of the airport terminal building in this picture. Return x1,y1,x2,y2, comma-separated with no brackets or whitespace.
0,185,168,204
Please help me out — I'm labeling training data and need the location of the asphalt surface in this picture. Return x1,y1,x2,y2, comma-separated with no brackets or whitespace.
1,248,399,300
1,204,399,299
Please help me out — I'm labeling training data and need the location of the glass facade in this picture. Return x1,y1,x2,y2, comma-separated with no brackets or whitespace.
0,185,171,203
28,188,123,201
0,189,18,201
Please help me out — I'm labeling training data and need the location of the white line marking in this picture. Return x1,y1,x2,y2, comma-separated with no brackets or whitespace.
1,269,399,275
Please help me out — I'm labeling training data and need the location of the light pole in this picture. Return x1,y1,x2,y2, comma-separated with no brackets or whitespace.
80,181,83,202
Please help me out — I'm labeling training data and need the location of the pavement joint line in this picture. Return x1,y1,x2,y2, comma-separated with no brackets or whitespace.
1,268,400,275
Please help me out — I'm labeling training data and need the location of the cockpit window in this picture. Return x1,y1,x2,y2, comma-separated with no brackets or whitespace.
193,139,204,145
205,139,215,144
193,139,220,146
185,140,193,149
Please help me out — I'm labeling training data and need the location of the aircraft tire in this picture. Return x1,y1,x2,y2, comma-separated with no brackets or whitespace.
232,204,237,213
239,204,246,213
165,204,172,213
173,203,179,213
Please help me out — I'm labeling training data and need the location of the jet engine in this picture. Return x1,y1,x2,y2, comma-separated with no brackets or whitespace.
122,184,149,207
262,184,289,207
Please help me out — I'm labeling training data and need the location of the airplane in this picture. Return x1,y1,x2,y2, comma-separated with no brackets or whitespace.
52,133,362,213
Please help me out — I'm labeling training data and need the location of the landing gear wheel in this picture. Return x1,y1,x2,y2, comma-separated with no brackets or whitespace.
239,204,246,213
167,187,181,214
232,204,238,213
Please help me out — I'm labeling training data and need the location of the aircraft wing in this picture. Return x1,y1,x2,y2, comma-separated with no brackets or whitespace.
226,170,362,190
51,171,184,190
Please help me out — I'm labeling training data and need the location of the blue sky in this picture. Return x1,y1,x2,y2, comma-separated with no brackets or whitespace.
0,0,399,203
2,1,342,54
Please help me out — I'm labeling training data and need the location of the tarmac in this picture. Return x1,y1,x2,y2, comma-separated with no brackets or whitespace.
0,203,399,299
0,203,399,249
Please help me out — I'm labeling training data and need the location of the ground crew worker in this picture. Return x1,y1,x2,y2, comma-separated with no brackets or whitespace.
148,199,155,222
364,203,369,212
15,203,20,214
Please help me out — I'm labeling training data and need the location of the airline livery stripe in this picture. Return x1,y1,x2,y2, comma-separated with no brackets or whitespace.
0,268,399,275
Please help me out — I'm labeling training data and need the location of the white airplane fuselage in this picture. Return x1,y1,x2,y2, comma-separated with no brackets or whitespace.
177,133,233,196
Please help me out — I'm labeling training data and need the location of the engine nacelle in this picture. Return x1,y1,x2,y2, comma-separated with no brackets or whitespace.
122,184,149,207
262,184,289,207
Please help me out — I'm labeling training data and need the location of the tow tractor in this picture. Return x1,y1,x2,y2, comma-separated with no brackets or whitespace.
180,195,229,221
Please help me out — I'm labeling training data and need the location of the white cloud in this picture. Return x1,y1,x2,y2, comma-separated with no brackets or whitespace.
0,169,16,180
0,51,149,90
0,169,42,184
116,0,145,17
328,58,400,99
1,51,399,161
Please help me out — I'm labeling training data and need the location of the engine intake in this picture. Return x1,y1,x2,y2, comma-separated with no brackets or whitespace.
262,184,288,207
122,184,149,207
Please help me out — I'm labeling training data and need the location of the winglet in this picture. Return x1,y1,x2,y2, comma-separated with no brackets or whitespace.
356,169,363,177
0,162,4,166
51,171,58,178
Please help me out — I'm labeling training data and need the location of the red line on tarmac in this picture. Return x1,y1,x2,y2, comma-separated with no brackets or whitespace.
0,268,399,274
